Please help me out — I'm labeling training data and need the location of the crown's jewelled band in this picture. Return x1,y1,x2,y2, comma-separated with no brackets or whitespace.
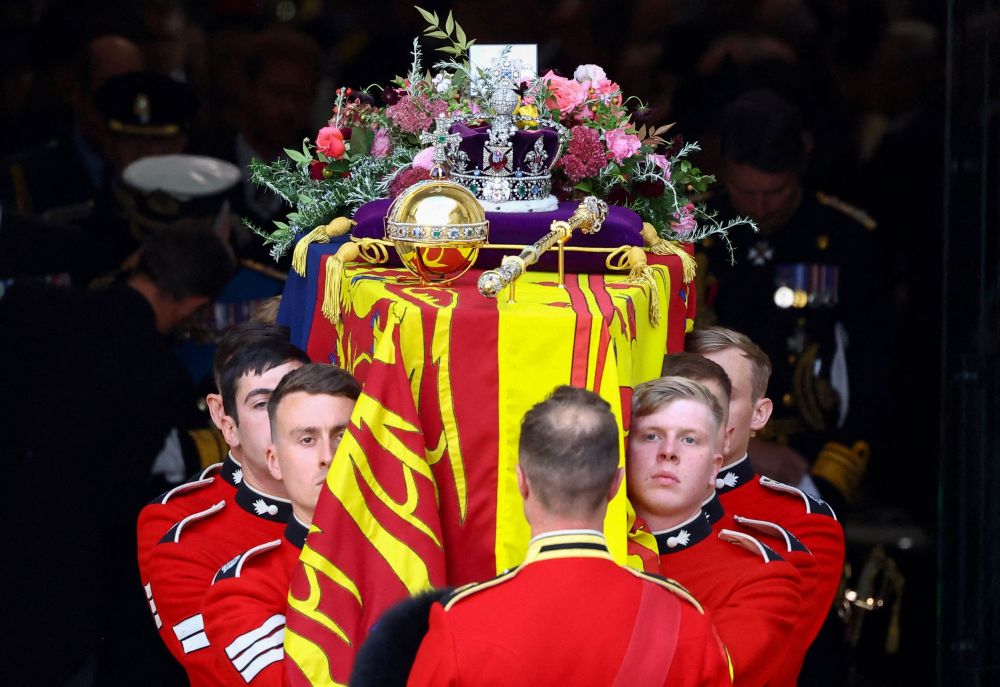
451,171,552,204
385,221,489,243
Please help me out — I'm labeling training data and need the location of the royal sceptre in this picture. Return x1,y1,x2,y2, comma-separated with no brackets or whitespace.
477,196,609,299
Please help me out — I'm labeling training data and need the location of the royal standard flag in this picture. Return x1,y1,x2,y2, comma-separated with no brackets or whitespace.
285,257,690,685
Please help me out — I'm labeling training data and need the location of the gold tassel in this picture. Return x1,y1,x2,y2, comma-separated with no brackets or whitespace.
641,222,697,284
812,440,871,504
625,246,661,328
292,217,356,277
321,242,361,325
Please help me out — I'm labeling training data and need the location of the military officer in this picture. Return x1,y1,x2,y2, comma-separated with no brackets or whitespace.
399,386,733,687
202,364,360,686
699,89,883,512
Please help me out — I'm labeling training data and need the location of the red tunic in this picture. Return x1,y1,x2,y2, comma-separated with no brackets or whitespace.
649,510,803,687
144,481,291,687
715,455,845,684
407,531,732,687
202,518,307,686
137,456,243,576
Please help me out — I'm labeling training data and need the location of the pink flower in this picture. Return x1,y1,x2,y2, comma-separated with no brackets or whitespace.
605,128,641,163
671,203,698,235
573,64,607,83
370,128,392,158
591,79,622,105
412,146,435,170
541,70,588,114
648,154,672,180
389,166,432,198
316,126,346,159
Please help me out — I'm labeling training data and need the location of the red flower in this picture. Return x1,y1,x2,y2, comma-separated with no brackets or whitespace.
316,126,346,158
309,160,328,180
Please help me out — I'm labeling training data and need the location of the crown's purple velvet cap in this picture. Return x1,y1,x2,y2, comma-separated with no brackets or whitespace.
449,122,560,173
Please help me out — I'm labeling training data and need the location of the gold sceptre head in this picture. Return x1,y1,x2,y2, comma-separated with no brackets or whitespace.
477,196,609,299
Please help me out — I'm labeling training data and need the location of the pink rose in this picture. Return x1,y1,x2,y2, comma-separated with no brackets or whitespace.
648,153,672,180
412,146,435,170
573,64,607,83
370,128,392,159
541,70,588,114
316,126,345,159
591,79,622,105
605,128,641,163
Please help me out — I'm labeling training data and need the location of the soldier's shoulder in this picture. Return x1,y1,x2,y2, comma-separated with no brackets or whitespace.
813,191,877,232
157,500,227,544
211,539,283,584
440,567,522,611
623,567,706,613
756,476,839,520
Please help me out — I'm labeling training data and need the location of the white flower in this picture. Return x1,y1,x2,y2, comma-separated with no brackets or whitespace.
432,73,452,93
232,468,243,485
573,63,607,84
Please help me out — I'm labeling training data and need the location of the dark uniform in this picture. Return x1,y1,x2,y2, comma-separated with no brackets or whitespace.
635,511,803,687
700,191,883,507
408,531,732,687
0,279,195,685
202,517,308,686
145,482,290,685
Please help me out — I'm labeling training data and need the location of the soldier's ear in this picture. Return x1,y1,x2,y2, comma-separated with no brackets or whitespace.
607,467,624,502
265,444,282,481
205,393,225,431
750,396,773,431
218,411,240,449
709,453,724,487
516,465,529,501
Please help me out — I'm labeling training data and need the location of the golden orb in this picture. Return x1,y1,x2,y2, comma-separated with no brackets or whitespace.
385,179,488,284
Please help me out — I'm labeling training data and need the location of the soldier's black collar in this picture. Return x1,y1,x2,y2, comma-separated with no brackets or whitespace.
524,530,611,564
702,492,725,526
235,481,292,523
653,509,713,555
285,516,309,549
715,454,756,494
220,453,243,489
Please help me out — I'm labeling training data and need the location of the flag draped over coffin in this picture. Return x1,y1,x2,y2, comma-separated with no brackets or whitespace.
285,260,691,686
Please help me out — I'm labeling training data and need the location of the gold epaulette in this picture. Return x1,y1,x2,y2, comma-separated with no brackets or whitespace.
442,567,521,611
815,192,877,230
622,567,704,614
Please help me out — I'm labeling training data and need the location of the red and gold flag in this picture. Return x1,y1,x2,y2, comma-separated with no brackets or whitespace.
287,259,689,685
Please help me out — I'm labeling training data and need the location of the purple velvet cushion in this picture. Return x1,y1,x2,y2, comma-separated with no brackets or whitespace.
352,198,643,273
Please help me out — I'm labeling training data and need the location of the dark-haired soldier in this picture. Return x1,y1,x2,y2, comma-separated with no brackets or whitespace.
699,89,883,512
136,323,298,579
0,225,235,684
202,364,360,686
368,386,731,687
143,330,310,683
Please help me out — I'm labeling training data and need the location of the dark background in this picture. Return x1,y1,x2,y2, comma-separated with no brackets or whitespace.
0,0,996,684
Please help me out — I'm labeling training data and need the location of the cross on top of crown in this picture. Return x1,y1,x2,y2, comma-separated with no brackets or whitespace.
419,114,461,171
485,53,527,88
